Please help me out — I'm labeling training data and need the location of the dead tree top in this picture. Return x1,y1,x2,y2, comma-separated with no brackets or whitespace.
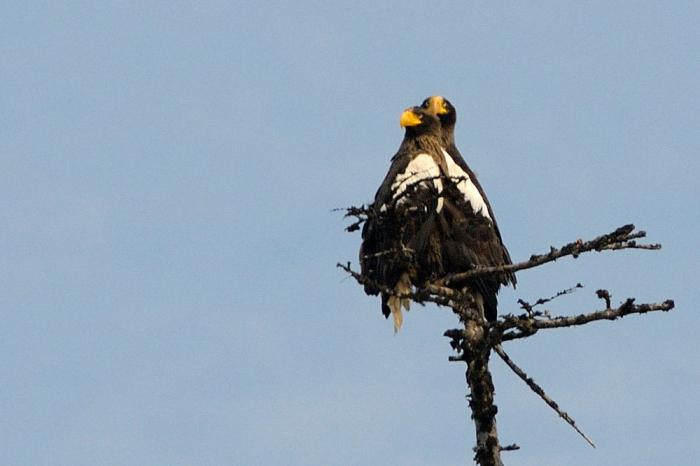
339,201,675,466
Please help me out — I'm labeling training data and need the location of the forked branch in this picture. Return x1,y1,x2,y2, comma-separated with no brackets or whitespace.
339,215,673,466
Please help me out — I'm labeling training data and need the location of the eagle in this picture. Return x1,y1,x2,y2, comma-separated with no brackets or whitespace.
360,98,515,332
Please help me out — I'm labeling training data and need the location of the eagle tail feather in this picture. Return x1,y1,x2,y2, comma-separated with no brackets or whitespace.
475,281,499,322
382,272,412,333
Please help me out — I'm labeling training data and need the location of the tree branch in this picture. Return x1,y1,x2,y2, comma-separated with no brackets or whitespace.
438,224,660,287
517,283,583,315
493,345,596,448
495,298,675,341
337,262,482,319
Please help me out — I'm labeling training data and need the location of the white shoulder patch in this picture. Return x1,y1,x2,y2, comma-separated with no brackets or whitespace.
441,149,491,220
391,153,444,212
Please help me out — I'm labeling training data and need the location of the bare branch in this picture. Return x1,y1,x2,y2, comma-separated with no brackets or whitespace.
439,224,661,287
518,283,583,314
336,205,370,232
340,174,473,233
338,262,486,320
595,289,612,308
496,298,675,341
494,345,596,448
499,444,520,452
338,262,450,307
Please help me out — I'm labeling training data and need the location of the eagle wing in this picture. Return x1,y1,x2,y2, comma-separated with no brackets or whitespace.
442,146,516,287
360,150,444,312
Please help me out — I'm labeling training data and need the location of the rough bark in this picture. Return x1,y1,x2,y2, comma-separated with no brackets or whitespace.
461,317,502,466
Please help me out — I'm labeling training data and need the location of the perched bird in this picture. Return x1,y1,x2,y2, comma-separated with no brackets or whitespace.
360,106,448,332
421,95,516,320
360,98,516,331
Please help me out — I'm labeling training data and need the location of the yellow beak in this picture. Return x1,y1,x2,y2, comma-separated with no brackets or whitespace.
427,95,448,115
399,109,422,127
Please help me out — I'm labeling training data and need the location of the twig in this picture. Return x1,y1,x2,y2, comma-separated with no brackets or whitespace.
518,283,583,314
499,444,520,452
596,289,612,308
337,262,450,307
339,174,473,232
337,262,482,319
494,345,596,448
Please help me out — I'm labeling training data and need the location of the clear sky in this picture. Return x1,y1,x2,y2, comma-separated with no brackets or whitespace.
1,2,698,465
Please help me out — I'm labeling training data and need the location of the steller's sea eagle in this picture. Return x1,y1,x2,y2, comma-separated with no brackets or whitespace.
360,99,515,332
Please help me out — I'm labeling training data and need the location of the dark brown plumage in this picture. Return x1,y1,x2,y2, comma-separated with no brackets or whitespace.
360,100,515,330
421,95,516,319
360,107,447,331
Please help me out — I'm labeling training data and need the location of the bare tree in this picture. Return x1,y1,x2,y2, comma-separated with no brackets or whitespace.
339,202,674,466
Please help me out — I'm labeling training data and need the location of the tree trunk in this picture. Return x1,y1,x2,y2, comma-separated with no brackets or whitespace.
463,317,503,466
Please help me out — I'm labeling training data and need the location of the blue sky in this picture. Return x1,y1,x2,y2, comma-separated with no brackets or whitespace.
1,2,698,465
